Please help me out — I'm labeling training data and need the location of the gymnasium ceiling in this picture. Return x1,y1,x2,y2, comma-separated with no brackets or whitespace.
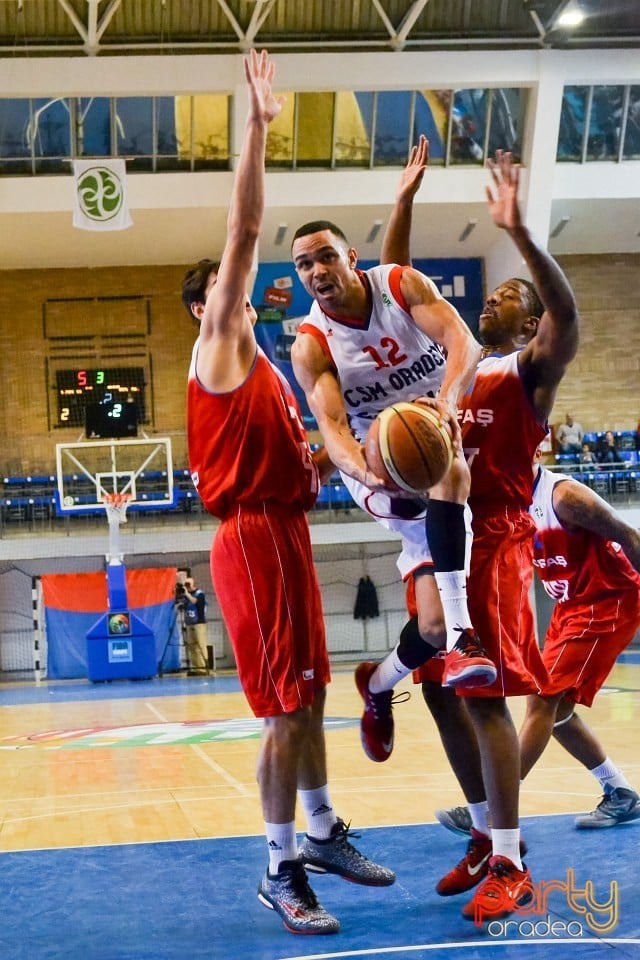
0,0,638,57
0,1,638,268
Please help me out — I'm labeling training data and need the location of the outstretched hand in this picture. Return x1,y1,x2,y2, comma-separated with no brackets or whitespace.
243,48,285,125
396,135,429,203
485,150,522,231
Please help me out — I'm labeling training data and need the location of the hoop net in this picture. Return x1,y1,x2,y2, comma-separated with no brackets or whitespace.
103,493,132,565
103,492,132,525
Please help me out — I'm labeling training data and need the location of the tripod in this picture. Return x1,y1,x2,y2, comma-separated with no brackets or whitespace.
159,602,187,677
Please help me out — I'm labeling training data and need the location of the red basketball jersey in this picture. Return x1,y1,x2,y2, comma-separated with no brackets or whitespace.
187,346,319,519
460,351,547,515
530,467,640,604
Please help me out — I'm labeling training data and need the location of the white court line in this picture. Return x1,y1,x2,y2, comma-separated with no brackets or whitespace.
276,937,640,960
0,783,246,803
144,699,253,796
0,791,259,826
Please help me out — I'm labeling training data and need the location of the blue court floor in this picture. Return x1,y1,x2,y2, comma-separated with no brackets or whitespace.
0,672,243,706
1,816,638,960
2,655,639,959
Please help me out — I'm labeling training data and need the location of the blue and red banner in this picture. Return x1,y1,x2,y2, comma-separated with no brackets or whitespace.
42,568,179,679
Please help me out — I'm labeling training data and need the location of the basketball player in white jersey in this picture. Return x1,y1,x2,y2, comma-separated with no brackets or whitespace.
290,147,496,765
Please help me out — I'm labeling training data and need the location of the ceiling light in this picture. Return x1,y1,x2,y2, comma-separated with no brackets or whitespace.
458,220,477,243
550,215,571,238
557,10,584,27
365,220,384,244
274,224,288,246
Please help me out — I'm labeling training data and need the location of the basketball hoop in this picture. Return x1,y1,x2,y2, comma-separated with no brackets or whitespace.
103,492,132,525
103,493,132,566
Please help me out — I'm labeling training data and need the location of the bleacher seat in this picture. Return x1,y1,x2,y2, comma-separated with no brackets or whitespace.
617,431,637,451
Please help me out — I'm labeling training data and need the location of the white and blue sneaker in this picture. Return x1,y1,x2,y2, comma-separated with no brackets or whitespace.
258,858,340,934
435,805,473,837
300,818,396,886
575,786,640,829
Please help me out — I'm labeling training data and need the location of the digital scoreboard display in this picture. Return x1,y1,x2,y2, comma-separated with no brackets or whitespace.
55,367,146,430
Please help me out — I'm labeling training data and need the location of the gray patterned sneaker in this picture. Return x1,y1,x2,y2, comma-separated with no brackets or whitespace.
258,858,340,935
574,787,640,829
300,818,396,886
435,805,473,837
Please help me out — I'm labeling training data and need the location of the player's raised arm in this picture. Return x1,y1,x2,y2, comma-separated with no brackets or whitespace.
196,50,284,393
486,151,579,419
380,136,428,267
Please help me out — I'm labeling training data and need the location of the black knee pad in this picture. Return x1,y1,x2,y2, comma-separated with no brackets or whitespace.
398,615,441,670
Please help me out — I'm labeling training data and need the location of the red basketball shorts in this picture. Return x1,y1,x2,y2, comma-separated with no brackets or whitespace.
541,590,640,706
211,504,330,717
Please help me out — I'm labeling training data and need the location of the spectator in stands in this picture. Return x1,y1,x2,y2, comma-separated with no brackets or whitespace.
597,430,623,464
578,442,596,465
556,412,583,455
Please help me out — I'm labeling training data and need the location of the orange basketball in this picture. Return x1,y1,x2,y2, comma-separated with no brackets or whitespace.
364,402,454,494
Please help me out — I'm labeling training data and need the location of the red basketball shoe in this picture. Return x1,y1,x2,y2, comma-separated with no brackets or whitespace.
462,856,534,925
354,662,395,763
437,832,529,897
443,628,497,689
436,829,492,896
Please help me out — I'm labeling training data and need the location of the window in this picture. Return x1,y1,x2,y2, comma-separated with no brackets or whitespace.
558,84,638,163
587,85,624,161
373,92,413,166
487,89,525,161
623,85,640,159
0,86,535,174
557,86,588,161
0,95,231,174
450,89,487,164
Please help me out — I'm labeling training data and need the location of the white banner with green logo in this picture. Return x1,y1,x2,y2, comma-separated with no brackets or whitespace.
72,159,133,231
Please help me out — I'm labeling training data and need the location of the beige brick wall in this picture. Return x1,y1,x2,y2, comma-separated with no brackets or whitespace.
552,254,640,436
0,264,195,476
0,252,638,477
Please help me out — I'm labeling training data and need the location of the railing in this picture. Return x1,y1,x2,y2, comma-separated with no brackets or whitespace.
2,455,639,539
0,468,359,537
548,458,640,503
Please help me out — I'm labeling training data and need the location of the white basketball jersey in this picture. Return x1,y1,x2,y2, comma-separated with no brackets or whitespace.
297,264,446,443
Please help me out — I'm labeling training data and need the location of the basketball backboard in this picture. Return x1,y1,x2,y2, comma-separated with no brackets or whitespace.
55,436,176,513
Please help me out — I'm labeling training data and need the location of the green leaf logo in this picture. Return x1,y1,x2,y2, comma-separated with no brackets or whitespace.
77,165,124,221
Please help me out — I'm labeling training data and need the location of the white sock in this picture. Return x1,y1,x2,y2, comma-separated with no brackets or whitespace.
433,571,473,652
265,821,298,875
589,758,631,793
369,646,411,693
491,828,522,870
298,786,337,839
468,801,490,837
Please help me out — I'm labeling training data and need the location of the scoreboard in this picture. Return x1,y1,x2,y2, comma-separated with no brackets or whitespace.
55,367,146,429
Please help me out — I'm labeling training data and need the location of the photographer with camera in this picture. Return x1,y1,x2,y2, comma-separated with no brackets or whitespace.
178,577,209,675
